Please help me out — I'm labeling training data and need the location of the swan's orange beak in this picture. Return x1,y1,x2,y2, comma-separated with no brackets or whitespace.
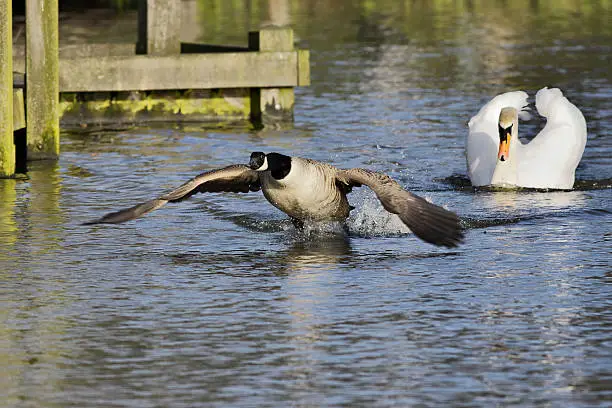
498,125,512,162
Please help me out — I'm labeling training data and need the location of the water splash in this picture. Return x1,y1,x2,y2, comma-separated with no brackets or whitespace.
347,193,412,236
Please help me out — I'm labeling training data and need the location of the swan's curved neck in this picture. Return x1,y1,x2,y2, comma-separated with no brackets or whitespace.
491,121,520,186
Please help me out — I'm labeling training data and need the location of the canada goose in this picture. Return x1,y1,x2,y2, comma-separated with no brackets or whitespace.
467,87,587,189
85,152,464,248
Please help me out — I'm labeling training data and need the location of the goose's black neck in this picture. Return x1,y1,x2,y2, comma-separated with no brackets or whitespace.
266,153,292,180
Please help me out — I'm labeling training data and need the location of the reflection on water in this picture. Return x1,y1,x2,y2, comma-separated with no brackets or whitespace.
3,0,612,406
0,161,64,263
170,233,353,275
0,163,72,408
0,179,18,249
477,189,589,211
281,234,353,271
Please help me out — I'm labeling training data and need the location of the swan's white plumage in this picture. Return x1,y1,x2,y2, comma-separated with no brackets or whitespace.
466,91,528,187
466,87,587,189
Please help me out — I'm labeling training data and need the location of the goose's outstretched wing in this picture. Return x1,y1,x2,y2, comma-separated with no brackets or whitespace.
337,168,464,248
84,165,260,225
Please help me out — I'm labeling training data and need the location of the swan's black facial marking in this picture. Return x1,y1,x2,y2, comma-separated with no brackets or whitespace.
249,151,267,170
266,152,292,180
498,124,512,143
498,124,512,162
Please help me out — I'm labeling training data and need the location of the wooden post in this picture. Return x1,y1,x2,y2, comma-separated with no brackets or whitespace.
0,0,14,176
26,0,59,160
137,0,181,55
13,89,25,130
249,28,296,124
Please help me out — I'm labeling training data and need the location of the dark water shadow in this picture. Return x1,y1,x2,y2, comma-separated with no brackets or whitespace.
191,199,291,233
167,233,460,277
438,174,612,192
168,234,355,276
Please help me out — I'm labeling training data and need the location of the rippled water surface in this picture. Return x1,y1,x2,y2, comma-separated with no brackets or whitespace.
2,1,612,407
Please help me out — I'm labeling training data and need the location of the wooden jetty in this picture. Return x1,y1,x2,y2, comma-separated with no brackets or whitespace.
1,0,310,177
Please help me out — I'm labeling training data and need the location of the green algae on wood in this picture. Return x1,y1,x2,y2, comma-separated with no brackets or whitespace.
0,0,15,177
59,89,250,127
26,0,60,160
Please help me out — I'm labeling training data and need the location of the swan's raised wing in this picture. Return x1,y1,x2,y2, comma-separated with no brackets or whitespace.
84,165,260,225
337,168,464,248
522,87,587,179
467,91,529,186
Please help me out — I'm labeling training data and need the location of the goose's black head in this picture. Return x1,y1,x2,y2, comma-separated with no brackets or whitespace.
249,152,292,179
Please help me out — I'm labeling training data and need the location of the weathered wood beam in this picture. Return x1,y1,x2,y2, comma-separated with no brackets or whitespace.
60,43,136,58
59,52,300,92
137,0,181,55
297,49,310,86
59,88,252,126
26,0,59,160
13,89,26,131
13,43,136,71
249,28,296,123
13,42,136,59
0,0,15,176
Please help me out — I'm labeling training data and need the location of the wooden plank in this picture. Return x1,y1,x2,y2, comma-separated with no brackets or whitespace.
13,42,135,71
248,28,296,124
137,0,181,55
249,28,294,52
297,50,310,86
0,0,15,176
15,42,136,59
252,87,295,123
26,0,59,160
60,43,136,59
59,89,251,126
59,52,300,92
13,89,25,131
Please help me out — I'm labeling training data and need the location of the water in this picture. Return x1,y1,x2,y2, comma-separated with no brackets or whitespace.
2,1,612,406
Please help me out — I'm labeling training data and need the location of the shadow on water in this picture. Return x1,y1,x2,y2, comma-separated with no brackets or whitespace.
434,173,612,229
168,234,355,275
438,174,612,192
168,232,459,276
461,207,611,230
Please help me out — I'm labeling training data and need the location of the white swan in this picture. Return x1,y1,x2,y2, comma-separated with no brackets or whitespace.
466,87,587,189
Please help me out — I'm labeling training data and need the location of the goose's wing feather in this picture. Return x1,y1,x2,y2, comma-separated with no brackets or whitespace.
338,168,464,248
84,165,260,225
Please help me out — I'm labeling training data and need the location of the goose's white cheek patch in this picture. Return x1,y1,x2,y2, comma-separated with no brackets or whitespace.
257,157,269,171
